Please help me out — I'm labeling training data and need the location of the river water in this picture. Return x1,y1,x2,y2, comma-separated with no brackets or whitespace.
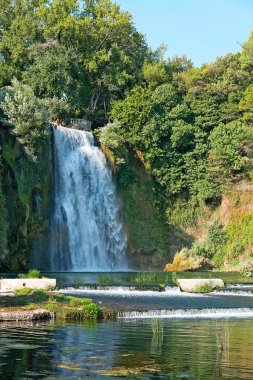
1,272,253,379
0,318,253,379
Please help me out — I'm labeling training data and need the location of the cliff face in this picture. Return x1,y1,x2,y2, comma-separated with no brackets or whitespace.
164,180,253,272
1,126,253,272
0,126,52,271
115,152,192,270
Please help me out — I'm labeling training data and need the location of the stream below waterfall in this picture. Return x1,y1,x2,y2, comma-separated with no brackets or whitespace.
1,317,253,379
1,272,253,379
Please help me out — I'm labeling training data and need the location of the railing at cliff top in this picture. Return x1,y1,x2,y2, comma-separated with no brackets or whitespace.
70,118,92,132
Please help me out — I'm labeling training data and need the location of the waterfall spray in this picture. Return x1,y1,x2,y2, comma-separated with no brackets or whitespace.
50,126,127,271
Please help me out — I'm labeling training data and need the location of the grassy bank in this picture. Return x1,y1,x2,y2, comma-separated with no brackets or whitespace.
0,289,111,321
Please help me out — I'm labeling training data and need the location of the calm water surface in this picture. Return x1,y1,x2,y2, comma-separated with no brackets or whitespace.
1,318,253,380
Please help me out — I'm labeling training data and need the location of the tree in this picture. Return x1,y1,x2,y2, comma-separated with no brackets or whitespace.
209,122,248,177
0,0,46,86
239,86,253,125
1,79,48,160
24,41,90,119
143,61,167,87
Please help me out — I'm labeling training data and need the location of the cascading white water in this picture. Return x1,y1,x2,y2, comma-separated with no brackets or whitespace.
50,126,127,271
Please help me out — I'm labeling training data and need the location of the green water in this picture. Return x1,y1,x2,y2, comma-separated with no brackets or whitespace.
2,271,251,287
0,318,253,379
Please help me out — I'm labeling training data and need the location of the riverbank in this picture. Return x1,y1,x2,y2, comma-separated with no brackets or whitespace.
0,290,112,321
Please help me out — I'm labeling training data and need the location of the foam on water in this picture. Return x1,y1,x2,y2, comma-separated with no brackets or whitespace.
213,290,253,297
118,308,253,319
225,284,253,289
56,285,201,297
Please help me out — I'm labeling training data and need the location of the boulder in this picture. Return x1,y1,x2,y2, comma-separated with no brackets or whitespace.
178,279,224,293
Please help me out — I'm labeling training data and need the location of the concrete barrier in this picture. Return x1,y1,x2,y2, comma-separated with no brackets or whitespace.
0,278,56,293
178,279,224,293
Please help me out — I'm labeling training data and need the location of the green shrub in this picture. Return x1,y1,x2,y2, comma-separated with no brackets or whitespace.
131,272,170,284
45,303,60,313
18,269,41,279
191,242,209,258
207,222,227,249
171,272,179,286
32,289,48,302
83,303,100,319
240,271,252,278
69,298,93,307
55,294,73,302
63,310,86,320
14,287,34,296
194,284,214,293
27,269,41,278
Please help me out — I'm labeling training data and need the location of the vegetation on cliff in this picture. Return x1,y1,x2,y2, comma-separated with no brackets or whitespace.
0,0,253,269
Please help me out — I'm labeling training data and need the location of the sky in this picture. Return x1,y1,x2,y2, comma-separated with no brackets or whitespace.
115,0,253,66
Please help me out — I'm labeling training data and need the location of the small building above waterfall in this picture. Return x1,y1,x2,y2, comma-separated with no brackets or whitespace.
70,118,92,132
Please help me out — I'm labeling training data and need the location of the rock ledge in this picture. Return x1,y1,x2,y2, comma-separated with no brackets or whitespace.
0,309,54,321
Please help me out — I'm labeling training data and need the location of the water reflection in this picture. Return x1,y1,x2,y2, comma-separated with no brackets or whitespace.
0,319,253,379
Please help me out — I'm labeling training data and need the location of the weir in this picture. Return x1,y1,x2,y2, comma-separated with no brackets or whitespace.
49,126,127,271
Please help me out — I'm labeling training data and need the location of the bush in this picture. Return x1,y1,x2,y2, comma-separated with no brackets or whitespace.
194,283,214,293
206,222,227,259
191,242,209,258
32,289,48,302
131,272,170,284
83,303,100,319
18,269,41,279
45,303,60,313
27,269,41,278
69,298,93,307
14,288,34,296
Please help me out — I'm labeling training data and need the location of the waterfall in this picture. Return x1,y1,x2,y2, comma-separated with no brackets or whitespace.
50,126,127,271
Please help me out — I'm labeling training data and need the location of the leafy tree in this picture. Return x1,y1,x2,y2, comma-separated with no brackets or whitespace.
98,122,124,149
1,79,48,160
240,31,253,70
24,41,90,119
143,61,167,87
239,86,253,125
0,0,46,86
208,122,248,177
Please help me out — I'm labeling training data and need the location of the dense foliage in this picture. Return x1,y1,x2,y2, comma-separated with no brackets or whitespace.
2,79,48,160
0,0,147,125
0,150,7,257
105,39,253,238
1,0,253,268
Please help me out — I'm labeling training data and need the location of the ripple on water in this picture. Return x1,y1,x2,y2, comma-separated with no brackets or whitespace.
0,319,253,379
